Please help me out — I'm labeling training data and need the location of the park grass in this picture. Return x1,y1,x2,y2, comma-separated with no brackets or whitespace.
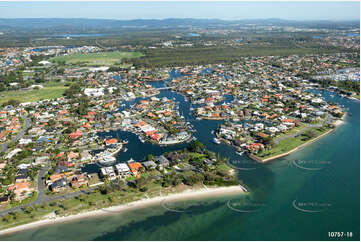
0,182,183,231
0,82,67,105
50,51,144,66
273,123,307,140
256,126,332,160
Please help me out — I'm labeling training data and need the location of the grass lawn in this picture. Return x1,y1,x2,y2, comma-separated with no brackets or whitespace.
0,182,181,230
273,123,307,140
0,82,68,105
50,51,144,66
256,126,332,160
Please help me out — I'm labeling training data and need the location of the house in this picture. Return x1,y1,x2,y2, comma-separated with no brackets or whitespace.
128,162,143,177
5,148,22,159
15,168,29,183
8,182,34,201
70,174,88,188
68,151,79,160
100,166,117,180
204,159,215,166
49,173,65,183
115,163,131,177
18,138,32,145
155,155,170,168
142,160,157,170
50,178,67,192
80,150,92,161
53,165,68,174
105,138,117,145
69,130,83,140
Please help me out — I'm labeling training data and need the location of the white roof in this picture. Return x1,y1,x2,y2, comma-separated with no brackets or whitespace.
115,163,130,172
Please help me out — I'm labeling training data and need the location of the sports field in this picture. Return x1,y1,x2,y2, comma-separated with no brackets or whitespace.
50,51,143,66
0,82,68,105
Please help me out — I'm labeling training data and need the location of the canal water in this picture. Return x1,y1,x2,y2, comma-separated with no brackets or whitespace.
1,76,359,240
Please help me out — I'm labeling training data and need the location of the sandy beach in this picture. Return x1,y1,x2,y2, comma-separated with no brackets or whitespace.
0,185,244,236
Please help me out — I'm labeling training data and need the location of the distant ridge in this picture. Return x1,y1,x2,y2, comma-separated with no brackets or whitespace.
0,18,359,31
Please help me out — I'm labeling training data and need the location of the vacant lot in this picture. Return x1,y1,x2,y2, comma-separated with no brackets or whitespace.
50,51,144,66
0,82,68,105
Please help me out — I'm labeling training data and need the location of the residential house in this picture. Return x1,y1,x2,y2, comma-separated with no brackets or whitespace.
50,178,67,192
8,182,34,201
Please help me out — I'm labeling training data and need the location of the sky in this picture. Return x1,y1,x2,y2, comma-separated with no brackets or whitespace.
0,1,359,21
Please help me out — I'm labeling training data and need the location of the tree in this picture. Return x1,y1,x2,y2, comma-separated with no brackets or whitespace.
146,154,154,161
24,206,34,214
2,99,20,107
136,177,147,191
188,141,205,153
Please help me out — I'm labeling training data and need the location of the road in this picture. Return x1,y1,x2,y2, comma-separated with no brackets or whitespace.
0,116,31,153
0,166,94,217
0,117,96,217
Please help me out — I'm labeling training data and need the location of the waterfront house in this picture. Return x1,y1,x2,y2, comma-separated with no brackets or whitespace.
155,155,170,168
70,174,88,188
50,178,67,192
100,166,117,180
8,182,34,201
142,160,157,170
128,162,143,177
115,163,131,177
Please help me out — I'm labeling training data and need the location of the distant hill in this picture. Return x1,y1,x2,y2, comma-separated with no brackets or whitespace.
0,18,359,32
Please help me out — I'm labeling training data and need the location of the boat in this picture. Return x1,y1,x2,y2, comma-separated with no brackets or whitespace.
98,155,116,164
240,185,248,192
123,148,128,152
236,151,244,156
212,138,221,144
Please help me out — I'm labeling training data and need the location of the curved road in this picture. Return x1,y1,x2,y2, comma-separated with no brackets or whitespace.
0,116,31,153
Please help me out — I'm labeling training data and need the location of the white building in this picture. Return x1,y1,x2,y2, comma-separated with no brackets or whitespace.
115,163,131,177
84,88,104,97
5,148,22,159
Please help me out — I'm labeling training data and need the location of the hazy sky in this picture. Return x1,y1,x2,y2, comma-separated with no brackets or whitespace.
0,1,359,21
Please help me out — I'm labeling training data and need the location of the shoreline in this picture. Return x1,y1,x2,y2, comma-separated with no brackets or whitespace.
250,114,347,163
0,185,244,236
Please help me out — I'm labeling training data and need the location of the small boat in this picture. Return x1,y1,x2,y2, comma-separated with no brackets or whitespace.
213,138,221,144
240,185,248,192
123,148,128,152
236,151,244,156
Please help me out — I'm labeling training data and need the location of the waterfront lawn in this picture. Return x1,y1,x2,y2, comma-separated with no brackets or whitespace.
0,82,68,105
0,182,196,231
256,126,332,160
50,51,144,66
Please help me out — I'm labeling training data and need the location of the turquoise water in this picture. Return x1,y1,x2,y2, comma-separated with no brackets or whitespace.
1,89,359,241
